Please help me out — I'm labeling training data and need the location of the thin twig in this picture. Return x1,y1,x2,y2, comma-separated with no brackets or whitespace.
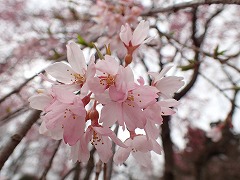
40,140,62,180
199,72,240,109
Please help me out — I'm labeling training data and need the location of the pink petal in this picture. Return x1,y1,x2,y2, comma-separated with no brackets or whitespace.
100,102,124,127
94,136,113,163
44,106,65,129
86,57,96,77
67,41,87,74
52,85,76,104
132,85,159,109
88,77,107,94
158,99,180,107
132,20,149,46
45,62,76,84
156,76,184,98
132,151,152,168
144,121,160,140
122,102,146,130
115,66,134,91
132,135,152,152
109,86,128,102
63,116,85,146
28,94,52,111
119,23,132,46
70,140,90,163
150,139,162,155
113,147,131,165
144,103,163,125
96,55,119,75
148,64,173,85
93,126,127,148
39,120,63,140
94,90,112,104
161,107,176,116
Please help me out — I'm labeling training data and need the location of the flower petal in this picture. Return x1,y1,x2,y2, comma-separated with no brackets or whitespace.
119,23,132,46
144,121,159,140
67,41,87,74
150,139,162,155
93,126,127,148
63,115,85,146
113,146,131,165
96,55,119,75
156,76,184,98
28,94,52,111
45,62,76,84
95,136,113,163
100,102,124,127
132,135,152,152
132,151,152,168
132,20,149,46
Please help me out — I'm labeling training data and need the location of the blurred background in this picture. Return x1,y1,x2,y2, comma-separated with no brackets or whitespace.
0,0,239,179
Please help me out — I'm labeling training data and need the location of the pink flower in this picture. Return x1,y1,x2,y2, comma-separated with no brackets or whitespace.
30,86,87,146
46,42,86,85
119,20,152,65
99,72,158,131
45,42,95,96
88,55,120,94
28,89,53,111
113,135,162,167
143,99,180,139
120,20,151,48
149,65,185,98
70,125,127,163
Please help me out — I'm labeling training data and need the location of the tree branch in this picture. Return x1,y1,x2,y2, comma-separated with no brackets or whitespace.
40,140,62,180
0,110,40,170
143,0,240,16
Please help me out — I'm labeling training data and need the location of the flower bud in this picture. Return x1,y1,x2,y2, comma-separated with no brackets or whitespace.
125,54,132,66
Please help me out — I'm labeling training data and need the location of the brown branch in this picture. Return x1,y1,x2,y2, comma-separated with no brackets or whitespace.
103,163,107,180
143,0,240,16
73,162,82,180
105,125,119,180
0,71,43,104
0,110,40,170
84,148,96,180
0,105,29,126
161,116,174,180
40,140,62,180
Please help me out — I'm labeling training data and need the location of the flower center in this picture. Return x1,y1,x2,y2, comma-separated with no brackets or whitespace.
91,131,104,146
63,108,76,119
99,74,115,87
72,73,86,86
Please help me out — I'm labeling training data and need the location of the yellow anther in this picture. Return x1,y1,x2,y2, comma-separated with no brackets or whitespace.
73,73,86,85
37,89,44,94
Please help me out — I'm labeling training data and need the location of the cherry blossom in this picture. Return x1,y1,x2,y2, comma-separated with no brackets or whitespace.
113,135,162,168
88,55,120,94
45,41,95,96
120,20,152,65
149,65,185,98
99,73,159,131
28,20,184,166
70,124,127,163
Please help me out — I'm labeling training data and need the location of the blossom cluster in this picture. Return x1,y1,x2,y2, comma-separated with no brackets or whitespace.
29,21,184,167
